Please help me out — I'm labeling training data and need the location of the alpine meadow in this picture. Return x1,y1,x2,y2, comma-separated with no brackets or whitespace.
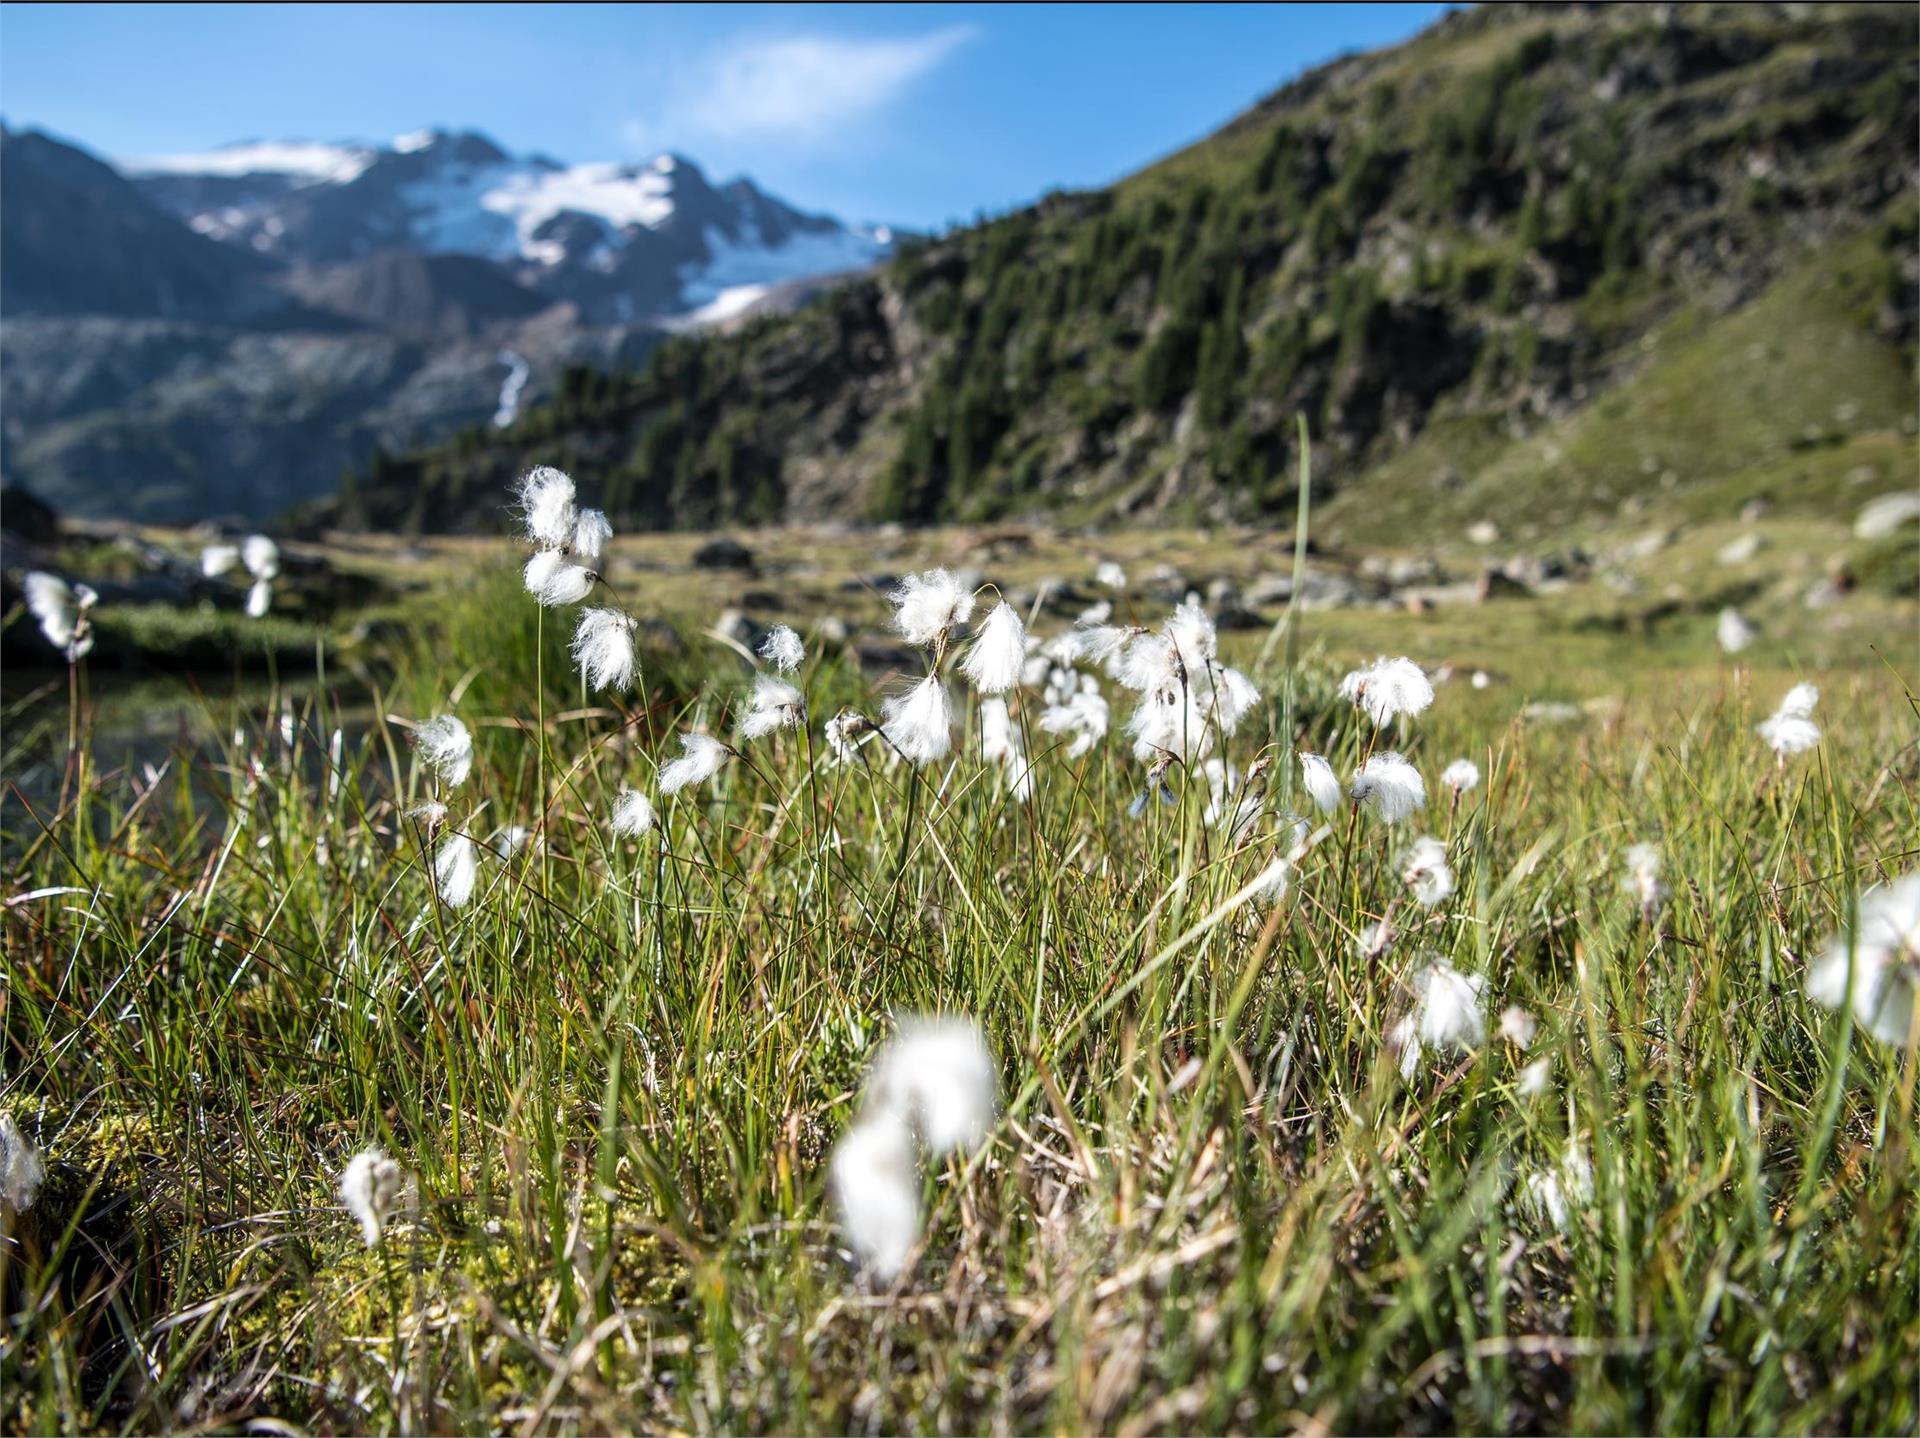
2,3,1919,1437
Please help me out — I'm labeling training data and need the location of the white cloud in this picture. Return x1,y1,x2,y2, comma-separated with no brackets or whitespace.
660,26,977,145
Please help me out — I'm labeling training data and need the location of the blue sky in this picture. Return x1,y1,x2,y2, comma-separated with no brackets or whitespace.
1,3,1448,229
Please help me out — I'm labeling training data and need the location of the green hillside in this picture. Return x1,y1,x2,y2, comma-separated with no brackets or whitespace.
316,2,1917,537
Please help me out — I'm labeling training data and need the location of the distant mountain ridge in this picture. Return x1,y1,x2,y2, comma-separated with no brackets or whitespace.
326,2,1916,539
0,125,896,522
127,129,891,324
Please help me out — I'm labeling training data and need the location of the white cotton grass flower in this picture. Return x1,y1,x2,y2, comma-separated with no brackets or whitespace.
241,534,280,580
1516,1055,1554,1098
570,508,613,562
411,714,473,788
1165,596,1218,668
889,569,974,647
611,787,655,838
1299,752,1342,814
1805,872,1919,1047
1758,682,1820,757
1441,758,1481,796
200,543,240,578
407,799,449,830
868,1016,998,1156
1522,1145,1594,1234
1096,560,1127,589
738,673,806,741
960,601,1027,695
24,572,97,658
434,831,479,907
1072,622,1137,669
516,466,578,549
529,558,596,607
1389,959,1488,1079
758,623,805,675
1127,683,1210,764
1352,752,1426,823
658,733,729,794
823,710,874,765
1357,919,1395,961
1498,1006,1538,1049
1623,842,1668,922
245,579,273,619
338,1147,411,1248
1717,607,1756,654
1201,663,1261,735
1038,689,1109,759
881,675,953,766
572,608,639,692
979,696,1018,764
0,1112,47,1215
1340,656,1434,728
828,1109,920,1280
1400,835,1455,908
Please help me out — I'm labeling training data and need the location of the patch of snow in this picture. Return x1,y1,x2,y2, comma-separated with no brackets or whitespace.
132,140,375,184
393,128,438,154
679,284,773,327
678,222,886,308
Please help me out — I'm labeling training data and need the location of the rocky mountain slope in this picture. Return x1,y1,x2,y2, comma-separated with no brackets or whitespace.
329,2,1915,541
0,128,893,522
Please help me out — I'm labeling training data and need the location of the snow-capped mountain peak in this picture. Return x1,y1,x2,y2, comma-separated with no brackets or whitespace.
127,129,891,322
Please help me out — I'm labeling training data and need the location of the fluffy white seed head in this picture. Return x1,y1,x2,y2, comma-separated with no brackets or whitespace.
407,800,449,830
1204,664,1261,735
1717,607,1756,654
1165,597,1218,668
1806,872,1919,1047
758,624,805,675
1299,752,1342,814
829,1110,920,1280
1623,842,1668,921
823,710,874,765
611,787,655,837
241,534,280,580
531,559,596,607
412,714,473,788
0,1113,46,1215
517,466,578,549
434,831,479,907
1499,1006,1539,1048
1038,690,1109,759
572,608,639,692
658,733,729,794
1759,683,1821,756
245,579,273,619
1340,656,1434,727
491,825,534,858
338,1147,411,1248
1401,835,1455,907
1352,753,1426,823
867,1016,998,1157
1391,959,1488,1078
1517,1055,1554,1098
1095,560,1127,590
201,543,240,578
960,601,1028,695
524,549,563,598
738,674,806,741
889,569,974,647
1522,1146,1594,1233
1357,919,1395,961
24,571,94,656
881,675,953,766
570,508,613,561
979,696,1017,764
1441,758,1481,795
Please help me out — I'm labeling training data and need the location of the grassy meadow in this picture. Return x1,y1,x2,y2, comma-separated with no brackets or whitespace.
2,507,1918,1435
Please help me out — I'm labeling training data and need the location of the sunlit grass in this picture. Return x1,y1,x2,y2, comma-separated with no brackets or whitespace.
2,551,1916,1434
